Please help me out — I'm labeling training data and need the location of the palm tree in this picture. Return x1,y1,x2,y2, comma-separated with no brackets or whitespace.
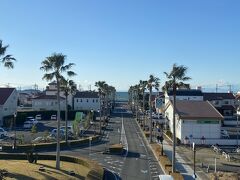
61,78,77,143
0,40,16,69
40,53,75,170
139,80,148,128
164,63,191,173
95,81,107,134
147,75,160,143
128,86,134,110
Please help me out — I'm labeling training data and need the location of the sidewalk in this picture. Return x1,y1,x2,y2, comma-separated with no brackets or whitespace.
161,135,209,180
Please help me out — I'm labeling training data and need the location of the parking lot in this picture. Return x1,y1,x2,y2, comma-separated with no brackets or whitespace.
0,120,74,145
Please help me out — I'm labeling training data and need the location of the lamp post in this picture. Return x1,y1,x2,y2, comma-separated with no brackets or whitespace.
192,142,197,179
160,135,164,156
237,107,239,147
13,112,17,149
91,109,95,135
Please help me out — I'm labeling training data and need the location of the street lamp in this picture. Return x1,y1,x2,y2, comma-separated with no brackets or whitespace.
192,142,197,179
159,135,164,156
237,107,240,147
90,109,95,135
13,112,17,149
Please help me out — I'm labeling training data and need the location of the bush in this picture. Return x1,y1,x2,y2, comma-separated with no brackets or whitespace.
144,131,150,138
165,130,172,138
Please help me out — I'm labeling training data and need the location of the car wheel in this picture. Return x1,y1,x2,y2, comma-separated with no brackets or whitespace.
0,134,4,138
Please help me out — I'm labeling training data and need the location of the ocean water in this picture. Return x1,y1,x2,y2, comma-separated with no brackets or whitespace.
116,92,128,101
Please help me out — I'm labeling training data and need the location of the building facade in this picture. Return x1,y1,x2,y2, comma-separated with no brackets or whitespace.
165,100,223,144
0,88,18,125
73,91,100,111
203,92,236,119
32,95,65,111
165,89,203,105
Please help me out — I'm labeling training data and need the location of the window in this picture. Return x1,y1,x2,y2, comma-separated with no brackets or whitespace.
224,101,229,105
80,99,82,102
4,108,7,111
96,99,98,103
93,99,95,103
86,99,89,103
76,99,78,103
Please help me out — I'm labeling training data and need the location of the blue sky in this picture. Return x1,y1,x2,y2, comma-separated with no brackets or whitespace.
0,0,240,92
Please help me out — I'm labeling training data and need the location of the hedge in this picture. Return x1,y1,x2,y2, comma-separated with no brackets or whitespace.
1,136,100,152
0,153,104,180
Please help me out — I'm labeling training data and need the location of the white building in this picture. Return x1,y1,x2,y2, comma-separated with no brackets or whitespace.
0,88,18,125
165,100,223,144
45,81,73,108
32,95,65,111
73,91,100,111
165,89,203,105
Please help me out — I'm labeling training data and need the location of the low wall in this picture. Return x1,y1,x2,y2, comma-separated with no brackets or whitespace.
186,138,240,146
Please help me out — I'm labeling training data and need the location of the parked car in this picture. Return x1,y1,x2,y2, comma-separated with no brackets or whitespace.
35,114,42,120
158,175,174,180
51,115,57,120
60,126,74,134
221,129,230,138
25,117,38,125
23,121,33,129
0,127,7,138
50,129,65,137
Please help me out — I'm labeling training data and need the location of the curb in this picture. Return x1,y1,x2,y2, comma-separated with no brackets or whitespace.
135,119,167,175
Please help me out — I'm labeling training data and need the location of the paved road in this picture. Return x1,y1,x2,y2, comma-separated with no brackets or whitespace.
60,103,164,180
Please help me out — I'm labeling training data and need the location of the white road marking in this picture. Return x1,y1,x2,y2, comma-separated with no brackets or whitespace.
141,170,148,174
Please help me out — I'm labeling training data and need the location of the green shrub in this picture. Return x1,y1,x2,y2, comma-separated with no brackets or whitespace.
144,131,150,138
165,130,172,138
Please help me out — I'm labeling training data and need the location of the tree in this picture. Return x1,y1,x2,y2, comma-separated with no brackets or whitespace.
61,79,77,143
139,80,148,128
0,40,16,69
147,75,160,143
95,81,107,134
164,63,191,172
40,53,75,170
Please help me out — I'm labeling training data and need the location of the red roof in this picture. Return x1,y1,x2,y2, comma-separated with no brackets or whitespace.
0,88,15,105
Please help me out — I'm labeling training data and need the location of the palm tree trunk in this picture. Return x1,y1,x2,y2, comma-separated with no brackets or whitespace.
56,78,61,170
172,83,176,172
65,95,68,143
143,90,145,129
99,94,102,134
149,88,153,143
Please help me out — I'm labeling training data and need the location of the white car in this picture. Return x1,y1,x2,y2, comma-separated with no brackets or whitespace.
51,115,57,120
35,114,42,120
0,127,7,138
158,175,174,180
26,117,38,125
